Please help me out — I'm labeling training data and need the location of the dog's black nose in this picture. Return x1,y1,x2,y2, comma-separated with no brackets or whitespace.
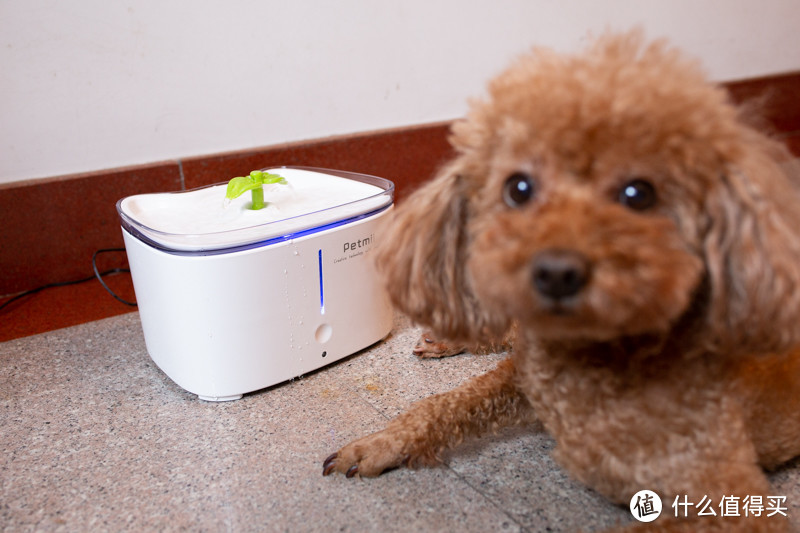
532,249,590,300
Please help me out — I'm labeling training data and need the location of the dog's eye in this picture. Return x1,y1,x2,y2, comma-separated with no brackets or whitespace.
503,172,536,208
619,179,657,211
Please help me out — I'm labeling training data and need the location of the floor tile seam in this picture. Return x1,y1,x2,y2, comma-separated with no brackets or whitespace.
439,461,533,533
337,375,396,422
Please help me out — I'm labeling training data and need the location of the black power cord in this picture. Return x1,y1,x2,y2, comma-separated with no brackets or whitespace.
0,248,137,313
92,248,137,306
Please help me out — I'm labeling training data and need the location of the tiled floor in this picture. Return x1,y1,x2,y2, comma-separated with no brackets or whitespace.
2,310,800,532
0,312,624,532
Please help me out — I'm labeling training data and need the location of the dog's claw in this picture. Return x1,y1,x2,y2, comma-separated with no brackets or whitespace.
322,453,338,476
413,337,436,355
324,429,413,478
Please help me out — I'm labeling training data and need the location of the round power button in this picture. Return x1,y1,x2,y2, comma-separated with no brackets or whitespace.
315,323,332,344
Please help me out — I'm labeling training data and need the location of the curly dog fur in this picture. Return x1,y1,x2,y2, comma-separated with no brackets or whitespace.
323,32,800,531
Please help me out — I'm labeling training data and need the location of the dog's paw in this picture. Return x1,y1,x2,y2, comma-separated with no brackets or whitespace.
322,430,420,478
412,332,466,358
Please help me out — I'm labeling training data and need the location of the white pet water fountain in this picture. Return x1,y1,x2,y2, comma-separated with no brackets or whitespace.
117,166,394,401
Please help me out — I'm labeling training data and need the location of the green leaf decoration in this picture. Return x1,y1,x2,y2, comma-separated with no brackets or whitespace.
225,170,288,210
226,176,261,200
261,174,288,186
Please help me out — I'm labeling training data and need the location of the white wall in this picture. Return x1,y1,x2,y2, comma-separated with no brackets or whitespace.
1,0,799,184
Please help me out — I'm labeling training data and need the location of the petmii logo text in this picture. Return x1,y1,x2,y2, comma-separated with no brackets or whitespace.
343,233,375,254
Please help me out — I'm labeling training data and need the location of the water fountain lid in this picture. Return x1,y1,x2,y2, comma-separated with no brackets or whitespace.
117,166,394,255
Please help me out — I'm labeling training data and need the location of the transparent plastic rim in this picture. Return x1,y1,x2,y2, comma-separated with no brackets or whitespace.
117,166,394,256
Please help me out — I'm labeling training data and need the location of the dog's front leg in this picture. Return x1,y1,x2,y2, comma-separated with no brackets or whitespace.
323,357,531,477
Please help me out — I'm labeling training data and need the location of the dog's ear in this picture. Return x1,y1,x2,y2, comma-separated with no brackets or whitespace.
703,130,800,354
375,161,508,344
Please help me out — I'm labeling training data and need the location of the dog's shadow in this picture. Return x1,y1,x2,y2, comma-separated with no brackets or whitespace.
442,422,632,530
442,423,800,530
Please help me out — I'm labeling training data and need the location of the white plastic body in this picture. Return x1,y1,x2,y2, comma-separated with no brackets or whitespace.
122,208,393,401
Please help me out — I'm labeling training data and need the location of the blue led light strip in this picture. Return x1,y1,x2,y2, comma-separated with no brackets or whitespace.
318,249,325,315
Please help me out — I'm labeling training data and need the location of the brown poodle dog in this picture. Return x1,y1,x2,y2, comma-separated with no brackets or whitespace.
323,32,800,531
